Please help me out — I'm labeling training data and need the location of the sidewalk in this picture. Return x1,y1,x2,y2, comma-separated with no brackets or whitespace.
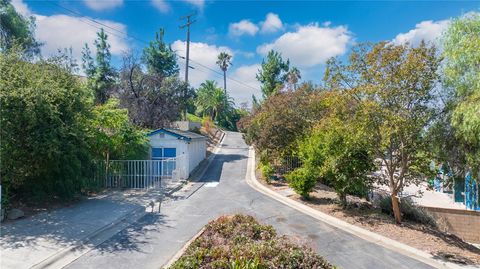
0,181,183,269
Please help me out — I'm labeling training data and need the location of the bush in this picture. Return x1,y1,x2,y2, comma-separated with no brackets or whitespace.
286,166,317,199
379,196,437,227
170,214,334,269
259,162,275,183
0,50,93,203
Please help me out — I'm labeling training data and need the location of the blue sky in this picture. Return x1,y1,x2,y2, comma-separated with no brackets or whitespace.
13,0,480,106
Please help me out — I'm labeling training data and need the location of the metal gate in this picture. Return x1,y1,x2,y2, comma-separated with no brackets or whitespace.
105,158,177,189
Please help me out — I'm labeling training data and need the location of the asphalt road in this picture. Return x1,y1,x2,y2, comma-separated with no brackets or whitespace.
66,132,434,269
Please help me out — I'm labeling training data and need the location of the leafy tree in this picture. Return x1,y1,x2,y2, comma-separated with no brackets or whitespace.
216,52,232,91
294,92,375,205
82,28,116,104
195,80,234,121
326,42,440,223
89,98,148,162
117,53,190,129
256,50,290,98
442,13,480,172
240,86,325,160
142,28,179,77
0,0,41,57
0,49,91,202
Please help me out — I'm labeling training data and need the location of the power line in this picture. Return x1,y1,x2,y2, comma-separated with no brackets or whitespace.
48,2,260,93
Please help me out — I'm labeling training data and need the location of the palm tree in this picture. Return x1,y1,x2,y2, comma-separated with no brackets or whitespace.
216,52,233,92
287,67,301,90
195,80,233,121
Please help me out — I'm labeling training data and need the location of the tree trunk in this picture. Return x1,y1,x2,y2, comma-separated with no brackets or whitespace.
223,71,227,91
391,193,402,224
339,193,347,208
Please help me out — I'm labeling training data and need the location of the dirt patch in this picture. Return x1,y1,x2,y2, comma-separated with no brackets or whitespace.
264,179,480,265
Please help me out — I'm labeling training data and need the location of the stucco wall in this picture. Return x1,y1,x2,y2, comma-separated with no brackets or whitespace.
149,132,206,179
423,206,480,244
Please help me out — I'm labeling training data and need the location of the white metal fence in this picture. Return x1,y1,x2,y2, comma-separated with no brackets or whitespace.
99,156,187,189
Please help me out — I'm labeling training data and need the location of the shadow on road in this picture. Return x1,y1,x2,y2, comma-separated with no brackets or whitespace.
196,153,247,183
94,213,171,254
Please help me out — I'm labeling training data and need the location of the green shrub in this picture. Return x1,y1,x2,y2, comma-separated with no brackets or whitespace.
170,214,334,269
379,196,437,227
259,162,275,183
286,166,317,199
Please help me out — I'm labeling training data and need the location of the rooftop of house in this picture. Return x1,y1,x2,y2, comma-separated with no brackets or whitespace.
147,128,206,141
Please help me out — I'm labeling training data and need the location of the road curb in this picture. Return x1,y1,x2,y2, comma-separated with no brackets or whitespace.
245,147,466,269
162,227,206,268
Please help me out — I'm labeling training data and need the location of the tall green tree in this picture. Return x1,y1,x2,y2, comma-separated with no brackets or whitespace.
0,0,41,57
142,28,179,77
216,52,232,91
195,80,233,121
442,13,480,172
82,28,116,104
256,50,290,98
326,42,440,223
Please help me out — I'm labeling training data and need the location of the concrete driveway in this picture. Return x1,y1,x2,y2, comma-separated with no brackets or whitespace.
66,132,434,269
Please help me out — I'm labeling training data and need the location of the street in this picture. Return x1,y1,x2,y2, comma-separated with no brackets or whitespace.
65,132,434,269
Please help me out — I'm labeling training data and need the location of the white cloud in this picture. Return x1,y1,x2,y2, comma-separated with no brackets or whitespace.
257,23,352,68
172,40,233,88
9,0,129,62
229,20,259,36
182,0,205,9
11,0,31,16
35,14,129,59
393,20,449,46
229,64,261,106
151,0,170,13
83,0,123,11
260,13,283,33
151,0,204,13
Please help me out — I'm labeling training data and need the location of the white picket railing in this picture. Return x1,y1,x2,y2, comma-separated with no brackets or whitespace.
103,156,186,189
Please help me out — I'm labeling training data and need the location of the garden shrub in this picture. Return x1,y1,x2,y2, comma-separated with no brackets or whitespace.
286,166,317,199
170,214,334,269
259,162,275,183
379,196,437,227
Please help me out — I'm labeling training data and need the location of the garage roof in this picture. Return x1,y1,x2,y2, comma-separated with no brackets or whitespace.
147,128,206,141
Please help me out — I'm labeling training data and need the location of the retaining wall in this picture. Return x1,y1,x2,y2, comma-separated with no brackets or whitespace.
423,206,480,244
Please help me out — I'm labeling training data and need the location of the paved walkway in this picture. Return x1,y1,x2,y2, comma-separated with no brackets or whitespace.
65,132,435,269
0,182,184,269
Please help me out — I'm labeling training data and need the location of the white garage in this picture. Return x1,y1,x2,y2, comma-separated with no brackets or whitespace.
147,128,207,180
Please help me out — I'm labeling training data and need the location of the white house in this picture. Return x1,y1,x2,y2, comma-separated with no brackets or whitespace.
147,128,207,180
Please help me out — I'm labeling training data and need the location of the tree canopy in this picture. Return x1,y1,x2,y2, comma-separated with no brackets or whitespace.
256,50,290,98
0,0,41,57
82,28,116,104
142,28,179,77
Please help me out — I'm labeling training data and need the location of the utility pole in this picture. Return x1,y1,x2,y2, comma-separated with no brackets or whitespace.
180,13,196,120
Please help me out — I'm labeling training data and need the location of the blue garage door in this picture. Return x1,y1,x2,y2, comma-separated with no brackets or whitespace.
152,148,176,176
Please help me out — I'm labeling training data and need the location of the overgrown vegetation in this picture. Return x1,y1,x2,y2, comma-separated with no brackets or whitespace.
169,214,334,269
242,13,480,224
0,1,244,208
